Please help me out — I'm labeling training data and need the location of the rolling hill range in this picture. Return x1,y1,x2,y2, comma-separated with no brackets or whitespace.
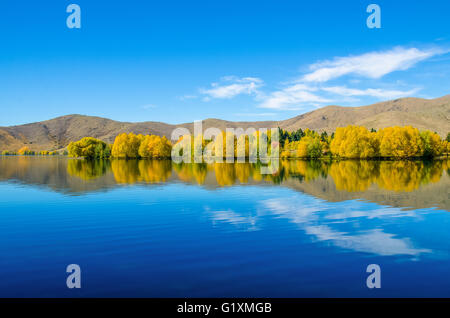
1,95,449,151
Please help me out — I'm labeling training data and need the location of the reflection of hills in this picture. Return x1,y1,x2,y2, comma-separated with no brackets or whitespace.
0,157,448,211
0,157,118,195
282,173,449,212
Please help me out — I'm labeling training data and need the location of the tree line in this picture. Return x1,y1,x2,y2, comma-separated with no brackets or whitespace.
280,126,450,159
1,146,63,156
67,133,172,159
2,127,449,159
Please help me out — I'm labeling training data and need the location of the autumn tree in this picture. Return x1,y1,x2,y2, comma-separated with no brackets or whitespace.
138,135,172,159
330,126,379,158
420,130,444,158
377,126,424,158
18,146,34,155
296,136,322,158
68,137,111,159
111,133,143,158
444,141,450,155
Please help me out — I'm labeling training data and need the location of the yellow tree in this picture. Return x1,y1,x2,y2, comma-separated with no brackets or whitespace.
111,133,143,158
150,136,172,159
18,146,32,155
420,130,444,158
378,126,423,158
296,136,323,158
330,126,379,158
68,137,111,158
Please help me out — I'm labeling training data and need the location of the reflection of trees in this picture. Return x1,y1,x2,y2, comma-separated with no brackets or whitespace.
173,163,207,185
328,160,443,192
214,163,236,186
443,160,450,177
377,161,442,192
235,163,251,183
213,162,280,186
65,157,446,192
67,159,110,180
138,160,172,183
111,160,141,183
329,161,379,192
110,159,172,184
293,160,328,181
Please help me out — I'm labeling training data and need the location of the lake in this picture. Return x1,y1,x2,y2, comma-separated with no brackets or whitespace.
0,156,449,297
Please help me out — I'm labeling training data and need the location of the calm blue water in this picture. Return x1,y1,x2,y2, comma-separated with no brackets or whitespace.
0,158,449,297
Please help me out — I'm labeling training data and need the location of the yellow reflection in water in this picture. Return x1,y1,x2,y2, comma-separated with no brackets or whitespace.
65,157,449,192
329,161,379,192
67,159,110,180
377,161,443,192
110,160,172,184
173,163,207,185
329,160,445,192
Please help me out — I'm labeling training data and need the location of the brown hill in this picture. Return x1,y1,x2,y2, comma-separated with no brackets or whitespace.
0,95,449,151
281,95,450,134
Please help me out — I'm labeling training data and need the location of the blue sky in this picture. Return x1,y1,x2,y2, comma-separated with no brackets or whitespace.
1,0,449,126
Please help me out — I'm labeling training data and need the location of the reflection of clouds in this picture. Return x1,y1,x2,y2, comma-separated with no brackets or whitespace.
324,207,418,220
203,195,432,257
263,198,322,224
264,197,419,222
206,207,259,231
304,226,430,256
204,196,431,257
262,197,431,257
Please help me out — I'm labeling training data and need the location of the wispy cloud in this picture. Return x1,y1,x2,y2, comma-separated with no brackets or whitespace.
322,86,420,100
189,46,446,112
200,76,263,100
259,84,331,110
258,84,420,109
301,47,443,83
256,46,444,109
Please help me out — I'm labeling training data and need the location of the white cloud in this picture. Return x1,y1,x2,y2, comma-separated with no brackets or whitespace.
302,47,442,83
322,86,420,99
200,76,263,100
194,46,445,111
259,84,331,110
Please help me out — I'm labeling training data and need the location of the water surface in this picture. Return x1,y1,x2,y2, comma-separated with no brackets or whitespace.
0,157,449,297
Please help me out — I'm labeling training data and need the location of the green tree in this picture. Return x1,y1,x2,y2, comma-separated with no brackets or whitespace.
68,137,111,159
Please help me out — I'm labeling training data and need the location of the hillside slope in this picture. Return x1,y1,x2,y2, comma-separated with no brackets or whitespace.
280,95,450,135
0,95,448,151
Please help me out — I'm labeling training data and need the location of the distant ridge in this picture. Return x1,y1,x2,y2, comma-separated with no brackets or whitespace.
0,95,449,151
